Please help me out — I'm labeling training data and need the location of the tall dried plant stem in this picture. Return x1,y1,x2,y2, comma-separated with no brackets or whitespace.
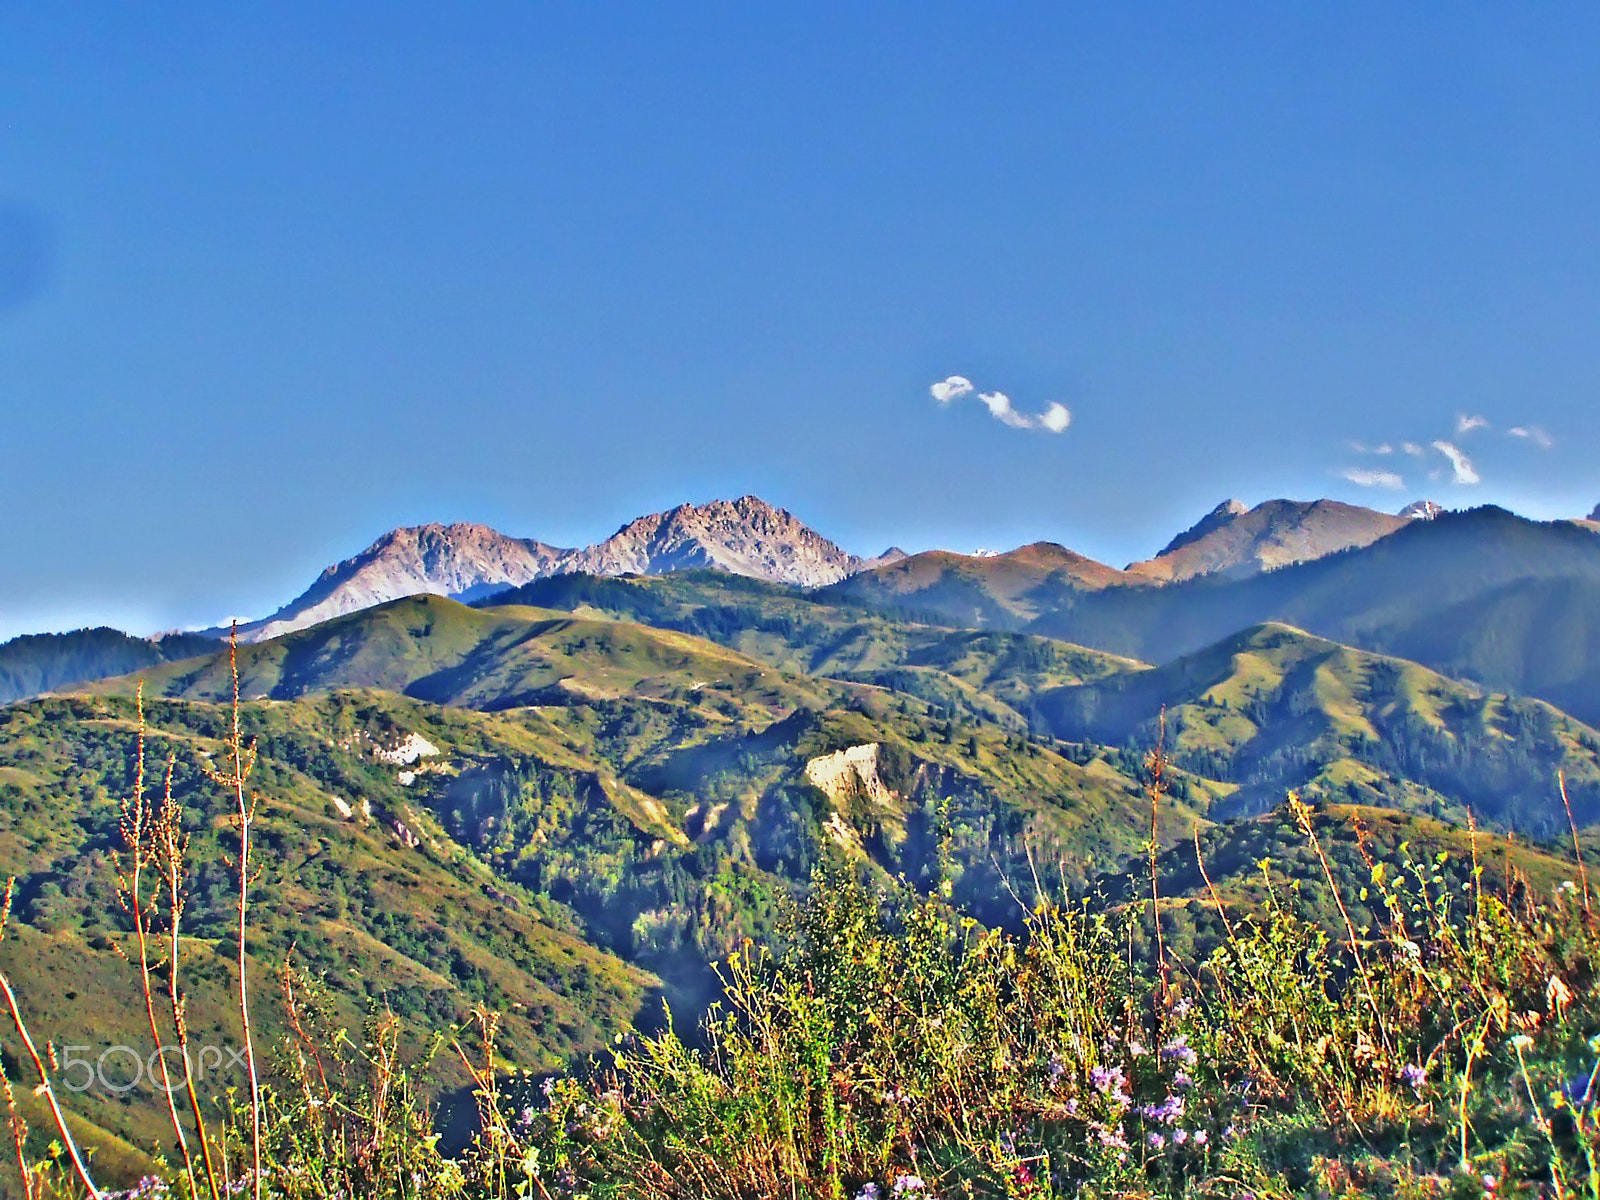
0,881,103,1199
1144,710,1168,981
1,1066,33,1200
1193,827,1234,939
1559,771,1591,920
119,690,203,1199
1288,793,1390,1049
204,625,262,1198
158,776,223,1200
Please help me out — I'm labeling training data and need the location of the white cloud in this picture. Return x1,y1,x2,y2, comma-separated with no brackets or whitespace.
930,375,974,404
1455,413,1490,436
1401,442,1425,456
978,391,1032,429
1341,468,1405,490
1508,425,1554,448
930,376,1072,433
1432,440,1480,485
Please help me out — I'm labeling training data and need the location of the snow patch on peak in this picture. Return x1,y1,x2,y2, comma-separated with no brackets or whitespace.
1399,500,1444,520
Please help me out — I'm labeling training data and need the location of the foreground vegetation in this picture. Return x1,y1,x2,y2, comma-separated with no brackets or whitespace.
9,725,1600,1196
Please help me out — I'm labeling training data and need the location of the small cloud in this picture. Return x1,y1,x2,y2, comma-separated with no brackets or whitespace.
1508,425,1554,448
931,375,1072,433
1039,402,1072,434
1341,468,1405,490
930,376,974,404
1401,442,1426,457
1349,440,1393,455
978,390,1032,429
1432,440,1480,485
1455,413,1490,436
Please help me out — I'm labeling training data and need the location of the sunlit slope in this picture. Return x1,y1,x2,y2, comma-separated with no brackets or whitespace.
478,572,1145,726
1033,622,1600,832
97,593,823,715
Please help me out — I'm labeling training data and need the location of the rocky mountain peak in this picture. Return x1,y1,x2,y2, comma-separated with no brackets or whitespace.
1399,500,1444,520
233,522,570,642
1127,498,1406,583
223,497,877,641
1589,503,1600,523
565,495,863,587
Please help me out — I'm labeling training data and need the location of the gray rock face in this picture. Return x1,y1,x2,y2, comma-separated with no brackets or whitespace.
1590,503,1600,523
1126,499,1406,583
563,496,865,588
229,497,873,641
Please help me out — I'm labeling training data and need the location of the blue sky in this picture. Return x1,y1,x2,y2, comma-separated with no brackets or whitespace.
3,4,1599,639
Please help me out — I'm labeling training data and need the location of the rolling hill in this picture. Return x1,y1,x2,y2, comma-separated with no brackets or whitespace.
1028,621,1600,831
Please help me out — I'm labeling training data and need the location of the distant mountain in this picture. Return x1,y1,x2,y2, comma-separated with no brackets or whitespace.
562,496,866,588
1399,500,1444,520
0,627,217,704
822,542,1144,628
227,522,570,643
1026,507,1600,726
225,496,872,643
1124,498,1406,582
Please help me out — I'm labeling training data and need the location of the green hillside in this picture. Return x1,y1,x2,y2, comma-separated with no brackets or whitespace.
1031,622,1600,832
479,572,1144,727
0,691,657,1168
103,594,821,717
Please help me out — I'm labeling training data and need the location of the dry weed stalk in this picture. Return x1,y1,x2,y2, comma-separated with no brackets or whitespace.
0,879,104,1199
201,625,263,1199
1559,770,1591,919
114,686,205,1199
1144,709,1168,982
1287,792,1390,1050
156,754,223,1200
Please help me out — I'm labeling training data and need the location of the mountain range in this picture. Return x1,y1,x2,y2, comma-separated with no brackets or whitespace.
219,496,905,643
203,493,1479,646
7,489,1600,1179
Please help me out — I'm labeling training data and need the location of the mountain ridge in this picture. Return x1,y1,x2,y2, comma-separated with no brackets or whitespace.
220,496,882,643
1124,498,1406,582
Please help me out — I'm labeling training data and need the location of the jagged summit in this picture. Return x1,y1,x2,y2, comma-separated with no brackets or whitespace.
1399,500,1444,520
1126,498,1406,582
221,497,877,642
229,522,570,642
1589,503,1600,523
562,496,864,587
